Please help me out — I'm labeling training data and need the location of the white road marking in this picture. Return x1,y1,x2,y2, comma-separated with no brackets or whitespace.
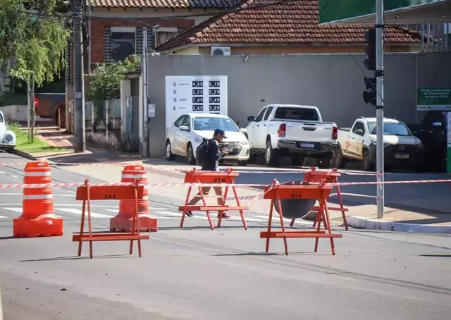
0,171,6,175
0,193,74,197
57,208,112,218
0,216,7,219
11,175,19,178
3,207,22,213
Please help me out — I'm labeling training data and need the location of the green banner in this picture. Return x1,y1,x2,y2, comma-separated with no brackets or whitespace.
417,88,451,111
319,0,434,24
447,112,451,174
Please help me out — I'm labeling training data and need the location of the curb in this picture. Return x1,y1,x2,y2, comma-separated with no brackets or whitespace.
12,149,36,161
347,216,451,234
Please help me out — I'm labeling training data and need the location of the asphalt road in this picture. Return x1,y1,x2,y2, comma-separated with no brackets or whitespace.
1,152,451,320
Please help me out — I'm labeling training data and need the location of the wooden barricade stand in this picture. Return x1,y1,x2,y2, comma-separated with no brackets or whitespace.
72,179,149,259
260,180,342,255
289,167,349,230
179,168,249,230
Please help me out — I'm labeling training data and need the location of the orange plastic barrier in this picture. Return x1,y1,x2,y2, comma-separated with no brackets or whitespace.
289,167,348,230
260,180,342,255
72,179,149,259
110,165,157,232
179,168,249,230
13,160,63,237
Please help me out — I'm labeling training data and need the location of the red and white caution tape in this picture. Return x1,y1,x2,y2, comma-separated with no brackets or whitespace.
0,178,450,189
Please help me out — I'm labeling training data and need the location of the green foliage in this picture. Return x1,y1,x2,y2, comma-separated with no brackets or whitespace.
0,0,70,87
87,54,142,102
319,0,412,23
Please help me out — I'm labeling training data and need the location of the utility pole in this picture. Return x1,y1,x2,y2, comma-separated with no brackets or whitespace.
142,27,149,158
375,0,385,218
73,0,85,153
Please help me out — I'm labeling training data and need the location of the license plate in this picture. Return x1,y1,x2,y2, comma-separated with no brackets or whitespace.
395,153,409,159
299,142,315,149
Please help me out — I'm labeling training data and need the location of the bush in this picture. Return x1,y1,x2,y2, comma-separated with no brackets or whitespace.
87,54,141,102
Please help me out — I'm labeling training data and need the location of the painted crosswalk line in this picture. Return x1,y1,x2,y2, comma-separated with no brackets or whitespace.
58,208,113,218
4,207,22,213
0,216,7,219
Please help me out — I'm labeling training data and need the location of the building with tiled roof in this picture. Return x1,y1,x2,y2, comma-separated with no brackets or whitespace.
87,0,242,9
156,0,427,55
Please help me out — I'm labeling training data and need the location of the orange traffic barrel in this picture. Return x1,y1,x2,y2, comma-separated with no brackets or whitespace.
110,164,157,232
13,160,63,237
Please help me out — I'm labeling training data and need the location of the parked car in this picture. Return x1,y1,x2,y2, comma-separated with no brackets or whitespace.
0,111,16,153
335,117,424,171
241,104,338,168
407,111,447,172
34,93,66,128
165,113,250,165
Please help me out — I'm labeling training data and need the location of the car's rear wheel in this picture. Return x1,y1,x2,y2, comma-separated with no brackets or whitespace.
265,139,280,167
165,141,175,161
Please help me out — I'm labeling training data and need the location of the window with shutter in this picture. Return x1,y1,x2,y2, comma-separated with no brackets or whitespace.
135,27,143,55
109,27,136,63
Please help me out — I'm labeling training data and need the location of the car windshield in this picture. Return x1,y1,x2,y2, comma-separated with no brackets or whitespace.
192,117,239,132
273,107,319,121
367,121,412,136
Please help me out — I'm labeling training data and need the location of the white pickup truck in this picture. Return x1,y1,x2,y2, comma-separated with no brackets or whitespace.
335,117,424,171
242,104,338,168
0,111,16,153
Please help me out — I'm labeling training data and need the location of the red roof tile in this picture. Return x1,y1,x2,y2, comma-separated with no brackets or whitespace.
156,0,424,51
88,0,240,8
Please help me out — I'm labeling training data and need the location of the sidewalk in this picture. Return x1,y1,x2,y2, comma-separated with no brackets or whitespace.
15,126,142,164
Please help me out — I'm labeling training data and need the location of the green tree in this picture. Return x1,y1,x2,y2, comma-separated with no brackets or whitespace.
320,0,412,23
0,0,70,141
87,54,141,119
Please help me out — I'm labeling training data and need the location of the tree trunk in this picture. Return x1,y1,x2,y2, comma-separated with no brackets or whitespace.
30,75,35,143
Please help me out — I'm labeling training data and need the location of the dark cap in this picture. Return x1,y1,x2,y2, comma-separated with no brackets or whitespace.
214,128,227,138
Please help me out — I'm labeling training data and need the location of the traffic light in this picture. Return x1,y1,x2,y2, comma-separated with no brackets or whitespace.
363,77,376,106
364,29,376,71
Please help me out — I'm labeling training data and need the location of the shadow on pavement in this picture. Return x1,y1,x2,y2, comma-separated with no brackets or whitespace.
19,254,132,262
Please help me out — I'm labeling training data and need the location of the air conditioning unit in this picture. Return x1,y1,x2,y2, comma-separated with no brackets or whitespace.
211,46,231,56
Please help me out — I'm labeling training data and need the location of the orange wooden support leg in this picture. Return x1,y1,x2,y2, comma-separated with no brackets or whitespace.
217,186,229,228
78,198,86,257
180,186,193,228
265,198,275,253
335,184,348,231
290,219,295,227
232,185,248,230
276,196,288,255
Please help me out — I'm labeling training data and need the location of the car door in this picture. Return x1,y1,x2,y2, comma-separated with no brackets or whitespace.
255,106,273,148
350,121,366,159
247,107,267,149
176,115,192,155
171,115,187,154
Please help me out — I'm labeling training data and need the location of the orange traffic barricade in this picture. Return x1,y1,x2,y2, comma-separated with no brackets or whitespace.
260,180,342,255
110,164,157,232
179,168,249,230
289,167,348,230
72,179,149,259
13,160,63,237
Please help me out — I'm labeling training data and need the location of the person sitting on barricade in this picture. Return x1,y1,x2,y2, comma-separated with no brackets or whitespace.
185,128,230,219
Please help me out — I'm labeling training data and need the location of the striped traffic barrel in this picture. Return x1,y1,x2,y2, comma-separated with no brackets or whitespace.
110,164,157,232
13,160,63,237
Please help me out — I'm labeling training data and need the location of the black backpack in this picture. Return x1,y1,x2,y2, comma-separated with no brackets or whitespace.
196,138,210,166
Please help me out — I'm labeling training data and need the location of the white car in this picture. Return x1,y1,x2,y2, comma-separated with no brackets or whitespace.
0,111,16,153
165,113,250,166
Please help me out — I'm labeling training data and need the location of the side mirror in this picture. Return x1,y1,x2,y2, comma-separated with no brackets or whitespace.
247,116,255,122
179,125,190,132
239,128,247,134
355,129,364,136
